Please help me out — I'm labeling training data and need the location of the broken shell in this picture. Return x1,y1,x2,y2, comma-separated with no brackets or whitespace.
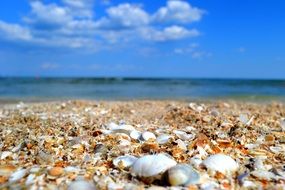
113,155,138,169
251,170,275,180
141,131,156,141
165,164,200,186
173,130,193,141
131,154,177,177
1,151,12,160
130,130,142,140
175,139,187,151
203,154,239,174
156,134,172,145
9,169,27,183
108,123,135,134
68,180,97,190
25,174,36,186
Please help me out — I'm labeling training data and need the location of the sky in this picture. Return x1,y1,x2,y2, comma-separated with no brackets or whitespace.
0,0,284,79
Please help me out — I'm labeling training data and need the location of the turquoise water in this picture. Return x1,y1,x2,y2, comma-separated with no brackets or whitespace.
0,77,285,102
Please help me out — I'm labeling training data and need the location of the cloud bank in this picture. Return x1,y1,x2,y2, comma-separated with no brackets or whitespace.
0,0,205,50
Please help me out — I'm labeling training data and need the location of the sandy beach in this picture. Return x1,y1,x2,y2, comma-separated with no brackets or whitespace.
0,100,285,189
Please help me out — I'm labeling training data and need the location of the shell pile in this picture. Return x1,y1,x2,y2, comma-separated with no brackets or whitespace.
0,100,285,189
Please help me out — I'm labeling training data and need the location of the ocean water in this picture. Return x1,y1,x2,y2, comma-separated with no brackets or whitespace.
0,77,285,102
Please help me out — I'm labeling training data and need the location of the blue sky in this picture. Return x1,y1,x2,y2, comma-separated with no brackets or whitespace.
0,0,284,79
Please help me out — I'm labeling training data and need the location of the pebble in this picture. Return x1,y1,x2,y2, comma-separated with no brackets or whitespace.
131,154,177,177
203,154,239,174
165,164,200,186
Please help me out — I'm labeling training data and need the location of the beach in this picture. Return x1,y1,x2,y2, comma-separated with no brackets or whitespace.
0,100,285,189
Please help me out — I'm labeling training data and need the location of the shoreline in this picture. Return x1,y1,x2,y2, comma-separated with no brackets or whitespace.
0,100,285,189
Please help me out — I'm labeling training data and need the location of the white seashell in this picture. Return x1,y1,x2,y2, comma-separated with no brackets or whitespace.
185,126,196,132
176,139,187,151
239,114,254,126
141,131,156,141
113,155,138,169
251,170,275,180
64,166,80,173
25,174,36,186
108,123,135,134
280,118,285,131
30,167,41,173
107,182,123,190
200,181,219,190
189,155,203,169
166,164,200,186
156,134,172,145
270,146,285,154
173,130,193,141
189,103,203,112
9,169,27,183
68,180,96,190
203,154,238,174
1,151,12,160
243,180,257,188
131,154,177,177
130,130,142,140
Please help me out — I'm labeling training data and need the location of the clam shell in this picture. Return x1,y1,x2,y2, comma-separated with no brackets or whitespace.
165,164,200,186
9,169,27,183
141,131,156,141
131,154,177,177
68,180,96,190
203,154,238,174
113,155,138,169
108,123,135,134
156,134,172,145
130,130,142,140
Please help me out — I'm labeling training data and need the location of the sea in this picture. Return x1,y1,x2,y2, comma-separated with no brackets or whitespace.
0,77,285,102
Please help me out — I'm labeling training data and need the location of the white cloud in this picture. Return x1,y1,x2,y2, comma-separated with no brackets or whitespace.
95,3,150,30
141,26,199,42
0,0,205,50
0,21,32,40
63,0,94,18
153,0,204,23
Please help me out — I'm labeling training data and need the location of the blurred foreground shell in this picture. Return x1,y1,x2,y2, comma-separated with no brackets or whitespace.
131,154,177,177
203,154,239,174
68,180,97,190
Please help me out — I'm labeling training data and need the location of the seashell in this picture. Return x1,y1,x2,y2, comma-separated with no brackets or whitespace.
68,180,97,190
108,123,135,134
189,156,203,169
239,114,254,126
130,130,142,140
37,151,54,164
25,174,36,186
113,155,138,169
173,130,193,141
1,151,12,160
156,134,172,145
107,182,123,190
251,170,275,180
131,154,177,177
48,167,64,176
189,103,203,112
64,166,80,173
176,139,187,150
210,109,220,117
9,169,27,183
141,131,156,141
94,144,108,154
165,164,200,186
280,118,285,131
203,154,239,174
147,186,167,190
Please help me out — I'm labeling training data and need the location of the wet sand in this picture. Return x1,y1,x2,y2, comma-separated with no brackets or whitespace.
0,100,285,189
